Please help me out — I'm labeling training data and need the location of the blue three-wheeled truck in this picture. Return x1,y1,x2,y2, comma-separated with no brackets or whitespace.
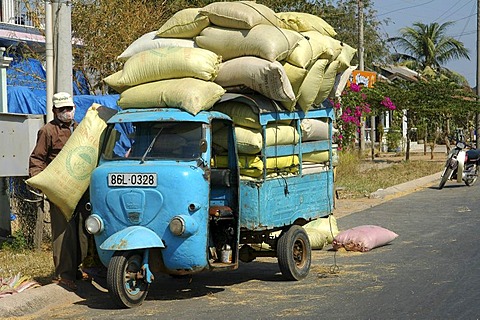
85,93,335,307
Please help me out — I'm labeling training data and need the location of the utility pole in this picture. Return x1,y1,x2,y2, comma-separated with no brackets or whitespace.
358,0,366,155
477,0,480,149
358,0,365,151
48,0,73,122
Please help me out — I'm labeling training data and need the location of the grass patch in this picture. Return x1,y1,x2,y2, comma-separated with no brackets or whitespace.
0,245,54,286
335,151,444,198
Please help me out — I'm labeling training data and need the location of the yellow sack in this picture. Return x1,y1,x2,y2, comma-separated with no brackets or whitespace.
304,227,328,249
26,105,107,221
304,31,342,61
265,124,300,146
212,101,292,129
157,8,210,38
214,154,299,178
302,151,330,163
215,57,295,102
117,78,226,115
214,124,300,154
117,47,221,86
195,25,303,62
199,1,279,30
304,215,339,243
278,12,337,37
103,71,130,94
297,58,329,112
286,31,339,68
117,31,196,61
336,43,358,72
280,62,309,111
213,101,261,129
301,118,329,141
314,61,340,105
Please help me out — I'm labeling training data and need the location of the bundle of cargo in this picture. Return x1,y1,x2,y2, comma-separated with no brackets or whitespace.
104,1,356,177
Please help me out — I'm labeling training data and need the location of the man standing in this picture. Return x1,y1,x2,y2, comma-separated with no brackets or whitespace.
29,92,88,291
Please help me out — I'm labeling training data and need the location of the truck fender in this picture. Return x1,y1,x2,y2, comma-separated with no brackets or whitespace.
99,226,165,251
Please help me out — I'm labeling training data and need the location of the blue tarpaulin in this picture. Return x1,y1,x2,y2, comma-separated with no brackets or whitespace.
6,56,121,122
7,86,121,122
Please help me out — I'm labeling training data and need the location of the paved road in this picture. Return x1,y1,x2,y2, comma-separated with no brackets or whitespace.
13,177,479,320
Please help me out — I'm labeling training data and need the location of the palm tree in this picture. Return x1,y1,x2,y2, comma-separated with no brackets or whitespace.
388,21,470,81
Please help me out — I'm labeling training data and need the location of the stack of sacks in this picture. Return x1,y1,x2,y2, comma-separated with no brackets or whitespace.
212,100,300,178
104,8,225,115
106,1,357,114
103,2,356,175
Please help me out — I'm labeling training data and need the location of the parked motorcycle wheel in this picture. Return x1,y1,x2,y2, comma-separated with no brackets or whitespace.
277,225,311,281
107,250,149,308
439,167,454,189
464,164,480,186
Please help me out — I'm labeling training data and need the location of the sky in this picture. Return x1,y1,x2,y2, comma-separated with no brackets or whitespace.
372,0,477,87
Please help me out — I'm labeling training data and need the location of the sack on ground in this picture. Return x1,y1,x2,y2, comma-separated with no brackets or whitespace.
215,57,295,102
304,215,339,243
117,78,225,115
117,47,221,86
26,105,107,221
156,8,210,38
332,225,399,252
305,227,328,249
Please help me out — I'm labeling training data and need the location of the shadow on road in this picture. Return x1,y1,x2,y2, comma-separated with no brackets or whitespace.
71,259,286,310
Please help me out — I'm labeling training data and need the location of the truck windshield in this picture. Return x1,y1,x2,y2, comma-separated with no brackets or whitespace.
101,121,204,161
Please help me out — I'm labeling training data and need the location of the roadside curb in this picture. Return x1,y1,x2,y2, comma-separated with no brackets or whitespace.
0,171,443,318
0,282,82,318
333,171,441,219
369,171,441,199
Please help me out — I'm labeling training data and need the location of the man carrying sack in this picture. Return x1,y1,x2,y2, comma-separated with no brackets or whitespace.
28,92,89,291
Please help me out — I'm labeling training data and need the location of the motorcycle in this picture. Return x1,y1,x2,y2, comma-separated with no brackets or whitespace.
439,139,480,189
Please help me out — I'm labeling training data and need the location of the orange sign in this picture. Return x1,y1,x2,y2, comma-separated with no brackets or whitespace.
349,71,377,88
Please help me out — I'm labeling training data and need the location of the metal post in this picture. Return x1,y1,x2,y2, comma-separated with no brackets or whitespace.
52,0,73,96
45,0,54,122
476,0,480,149
358,0,365,153
0,47,12,113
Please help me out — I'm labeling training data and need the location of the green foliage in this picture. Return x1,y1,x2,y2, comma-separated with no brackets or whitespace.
2,230,29,252
389,21,471,86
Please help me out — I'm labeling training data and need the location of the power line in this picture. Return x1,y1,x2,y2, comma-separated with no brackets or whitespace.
376,0,436,17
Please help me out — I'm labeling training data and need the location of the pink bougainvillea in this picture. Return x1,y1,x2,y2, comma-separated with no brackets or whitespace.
334,82,396,150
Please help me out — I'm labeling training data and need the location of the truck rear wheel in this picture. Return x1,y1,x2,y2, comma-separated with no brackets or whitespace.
107,250,149,308
277,225,311,281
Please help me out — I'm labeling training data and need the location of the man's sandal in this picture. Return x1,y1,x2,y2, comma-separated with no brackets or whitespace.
57,278,77,291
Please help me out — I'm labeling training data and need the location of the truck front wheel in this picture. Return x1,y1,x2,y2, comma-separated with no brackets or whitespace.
107,250,149,308
277,225,311,281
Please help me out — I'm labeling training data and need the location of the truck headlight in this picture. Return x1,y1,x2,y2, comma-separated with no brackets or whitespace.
169,215,198,237
85,214,104,234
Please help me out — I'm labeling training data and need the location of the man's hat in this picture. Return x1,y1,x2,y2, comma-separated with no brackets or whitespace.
52,92,74,108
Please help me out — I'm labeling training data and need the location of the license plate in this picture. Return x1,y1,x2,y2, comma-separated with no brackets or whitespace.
108,173,157,187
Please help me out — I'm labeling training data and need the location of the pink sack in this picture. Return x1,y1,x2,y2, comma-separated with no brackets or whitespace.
332,225,398,252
